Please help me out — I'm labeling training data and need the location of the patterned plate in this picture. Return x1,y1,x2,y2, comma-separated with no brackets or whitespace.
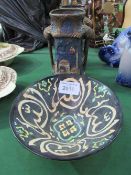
0,66,17,98
0,43,24,66
10,74,122,160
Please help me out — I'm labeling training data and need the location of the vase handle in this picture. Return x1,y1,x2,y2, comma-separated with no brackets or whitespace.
44,26,55,69
83,37,89,69
81,25,94,69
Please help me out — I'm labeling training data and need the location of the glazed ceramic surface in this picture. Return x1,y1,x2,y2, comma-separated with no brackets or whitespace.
10,74,122,160
116,28,131,87
0,43,24,66
116,48,131,87
99,45,120,67
44,8,94,74
0,66,17,98
99,27,131,68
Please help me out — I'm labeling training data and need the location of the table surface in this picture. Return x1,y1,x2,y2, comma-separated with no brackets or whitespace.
0,47,130,175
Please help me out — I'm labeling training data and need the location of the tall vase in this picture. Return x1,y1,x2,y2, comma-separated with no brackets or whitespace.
44,8,93,74
116,34,131,87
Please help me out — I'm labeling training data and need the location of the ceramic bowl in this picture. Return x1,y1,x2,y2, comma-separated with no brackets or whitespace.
0,66,17,98
10,74,122,160
0,43,24,66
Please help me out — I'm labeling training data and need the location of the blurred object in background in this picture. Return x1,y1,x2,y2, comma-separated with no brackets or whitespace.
122,0,131,28
61,0,87,6
0,24,3,41
103,33,114,45
87,0,127,48
0,0,61,52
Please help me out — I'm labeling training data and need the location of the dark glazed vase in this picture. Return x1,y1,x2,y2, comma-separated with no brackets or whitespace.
44,8,93,74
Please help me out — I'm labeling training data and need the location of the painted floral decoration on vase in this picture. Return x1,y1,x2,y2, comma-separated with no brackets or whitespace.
98,27,131,68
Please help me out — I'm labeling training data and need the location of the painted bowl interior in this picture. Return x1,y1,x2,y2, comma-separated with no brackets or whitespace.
10,74,122,160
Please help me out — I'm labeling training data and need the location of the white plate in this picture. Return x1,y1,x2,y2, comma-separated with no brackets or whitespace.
0,66,17,98
0,43,24,66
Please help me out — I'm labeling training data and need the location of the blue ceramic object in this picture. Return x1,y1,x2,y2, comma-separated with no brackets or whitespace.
116,73,131,87
99,45,120,67
116,47,131,87
99,27,131,68
113,27,131,46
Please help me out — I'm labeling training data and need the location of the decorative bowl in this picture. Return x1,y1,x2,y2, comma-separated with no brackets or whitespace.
0,66,17,98
10,74,122,160
0,43,24,66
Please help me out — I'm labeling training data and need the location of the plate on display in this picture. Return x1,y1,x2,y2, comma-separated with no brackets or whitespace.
0,66,17,98
10,74,122,160
0,43,24,66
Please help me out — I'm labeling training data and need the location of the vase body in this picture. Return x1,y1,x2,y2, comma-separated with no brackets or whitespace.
51,8,85,74
54,37,83,73
44,8,90,74
116,33,131,87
